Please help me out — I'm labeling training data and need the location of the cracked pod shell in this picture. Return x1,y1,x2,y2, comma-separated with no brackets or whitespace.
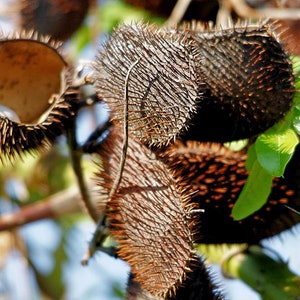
0,33,78,162
160,141,300,244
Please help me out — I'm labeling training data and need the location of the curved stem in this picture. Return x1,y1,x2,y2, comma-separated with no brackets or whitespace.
67,116,99,222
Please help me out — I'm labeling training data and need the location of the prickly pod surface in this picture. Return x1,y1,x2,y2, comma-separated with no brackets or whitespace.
94,22,295,146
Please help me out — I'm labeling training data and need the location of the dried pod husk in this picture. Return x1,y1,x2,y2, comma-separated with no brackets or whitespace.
160,141,300,244
126,255,223,300
180,21,295,142
0,33,78,162
96,128,205,298
12,0,90,41
93,23,201,147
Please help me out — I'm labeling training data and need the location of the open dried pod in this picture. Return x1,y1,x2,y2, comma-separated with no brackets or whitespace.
94,23,201,147
181,21,295,142
95,128,222,298
94,22,294,146
0,33,78,162
160,141,300,244
12,0,91,41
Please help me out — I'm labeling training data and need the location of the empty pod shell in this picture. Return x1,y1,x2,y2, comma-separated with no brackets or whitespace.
0,32,78,162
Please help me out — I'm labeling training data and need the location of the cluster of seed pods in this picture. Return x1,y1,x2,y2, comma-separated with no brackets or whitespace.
0,2,299,298
93,22,298,299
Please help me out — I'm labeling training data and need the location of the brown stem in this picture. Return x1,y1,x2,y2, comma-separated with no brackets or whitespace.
0,187,82,231
67,121,99,222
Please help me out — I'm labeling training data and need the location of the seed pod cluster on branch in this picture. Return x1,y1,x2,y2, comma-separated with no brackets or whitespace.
94,21,295,146
92,20,299,299
0,32,79,162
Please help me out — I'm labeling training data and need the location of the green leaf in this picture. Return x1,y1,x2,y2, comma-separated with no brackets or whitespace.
293,106,300,134
255,127,299,177
232,160,272,220
245,143,257,171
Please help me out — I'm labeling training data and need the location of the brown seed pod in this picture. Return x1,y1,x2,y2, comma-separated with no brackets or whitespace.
126,255,223,300
96,128,205,298
180,21,295,142
0,33,78,162
12,0,90,41
160,141,300,244
94,22,294,147
93,23,201,147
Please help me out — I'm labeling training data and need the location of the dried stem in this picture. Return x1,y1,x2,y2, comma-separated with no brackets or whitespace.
164,0,192,27
0,187,83,231
67,116,99,222
82,59,140,265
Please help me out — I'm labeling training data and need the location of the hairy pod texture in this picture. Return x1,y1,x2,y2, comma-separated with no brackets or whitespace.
94,22,294,146
0,33,79,162
126,255,223,300
94,23,201,147
95,128,222,298
180,22,295,142
160,141,300,244
13,0,90,41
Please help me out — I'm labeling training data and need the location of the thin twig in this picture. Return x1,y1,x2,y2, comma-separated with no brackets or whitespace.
0,186,84,231
68,116,99,223
109,59,140,198
82,59,140,265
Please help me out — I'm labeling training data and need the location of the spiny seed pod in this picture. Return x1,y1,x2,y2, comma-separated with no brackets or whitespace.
126,255,223,300
0,32,78,162
94,22,294,147
12,0,91,41
94,23,201,147
180,21,295,142
96,128,208,298
160,141,300,244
